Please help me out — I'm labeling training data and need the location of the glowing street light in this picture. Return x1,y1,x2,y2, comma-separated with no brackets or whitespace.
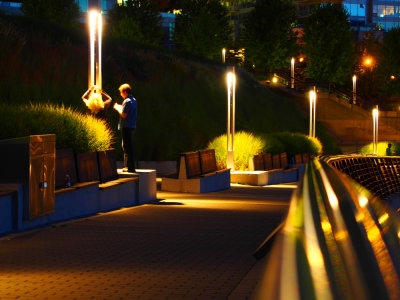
226,69,236,171
353,75,357,104
291,57,295,89
373,106,379,155
364,57,373,68
222,48,226,64
309,87,317,138
89,10,102,89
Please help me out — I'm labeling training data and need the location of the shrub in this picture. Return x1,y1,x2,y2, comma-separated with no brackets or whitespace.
207,131,265,170
263,132,322,156
361,141,400,156
0,103,114,153
207,131,321,170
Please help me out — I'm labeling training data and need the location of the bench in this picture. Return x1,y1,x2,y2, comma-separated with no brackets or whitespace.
161,149,230,193
53,149,139,221
55,148,98,195
244,152,300,185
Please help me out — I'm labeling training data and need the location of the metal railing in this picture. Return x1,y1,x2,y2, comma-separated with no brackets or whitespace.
253,157,400,300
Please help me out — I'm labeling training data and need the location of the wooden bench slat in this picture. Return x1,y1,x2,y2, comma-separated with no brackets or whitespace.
97,150,119,183
199,149,217,174
76,152,100,183
55,148,77,188
185,152,201,178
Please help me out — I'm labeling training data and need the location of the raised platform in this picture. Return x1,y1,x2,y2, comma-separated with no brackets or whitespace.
231,167,301,186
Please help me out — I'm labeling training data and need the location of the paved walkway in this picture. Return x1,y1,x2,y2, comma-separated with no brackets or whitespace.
0,183,294,300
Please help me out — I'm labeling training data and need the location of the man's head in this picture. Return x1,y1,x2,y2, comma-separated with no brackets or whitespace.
119,83,132,98
389,143,392,148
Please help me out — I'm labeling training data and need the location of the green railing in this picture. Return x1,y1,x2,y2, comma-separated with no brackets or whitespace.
253,157,400,300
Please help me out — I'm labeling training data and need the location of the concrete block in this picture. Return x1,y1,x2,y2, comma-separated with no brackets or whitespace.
231,171,269,186
136,169,157,204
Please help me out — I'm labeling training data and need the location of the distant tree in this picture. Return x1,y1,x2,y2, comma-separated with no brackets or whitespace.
108,0,164,47
377,27,400,96
354,30,381,105
21,0,80,28
303,4,355,85
241,0,298,72
173,0,232,60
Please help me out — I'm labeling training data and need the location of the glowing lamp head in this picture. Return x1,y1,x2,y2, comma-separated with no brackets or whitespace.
353,75,357,81
364,57,373,66
373,107,379,118
291,58,295,64
227,72,236,86
391,75,396,80
299,57,304,62
272,76,278,83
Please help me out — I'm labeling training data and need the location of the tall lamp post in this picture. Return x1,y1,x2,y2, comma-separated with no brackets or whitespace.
291,58,295,89
89,10,102,89
373,106,379,155
309,87,317,138
222,48,226,64
227,69,236,171
352,75,357,105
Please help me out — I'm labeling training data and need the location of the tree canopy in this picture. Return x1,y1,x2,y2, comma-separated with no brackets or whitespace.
21,0,80,28
303,4,355,85
377,27,400,96
108,0,164,47
173,0,232,60
241,0,298,72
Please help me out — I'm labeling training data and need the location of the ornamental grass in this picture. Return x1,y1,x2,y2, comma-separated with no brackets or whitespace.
0,103,114,153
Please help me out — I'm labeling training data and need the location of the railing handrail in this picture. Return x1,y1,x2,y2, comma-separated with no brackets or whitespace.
252,157,400,300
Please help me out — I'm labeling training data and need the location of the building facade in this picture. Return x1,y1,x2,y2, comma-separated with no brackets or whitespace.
343,0,400,32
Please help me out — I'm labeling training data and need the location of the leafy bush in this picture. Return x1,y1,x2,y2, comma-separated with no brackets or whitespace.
361,141,400,156
208,131,321,170
0,103,113,153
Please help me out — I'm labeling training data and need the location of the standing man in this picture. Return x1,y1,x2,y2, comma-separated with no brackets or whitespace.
114,83,137,172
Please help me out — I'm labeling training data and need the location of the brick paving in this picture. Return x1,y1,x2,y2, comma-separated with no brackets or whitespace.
0,184,293,299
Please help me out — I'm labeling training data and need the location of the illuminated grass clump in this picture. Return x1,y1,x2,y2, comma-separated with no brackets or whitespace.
0,103,113,152
361,141,400,156
208,131,266,170
208,131,322,170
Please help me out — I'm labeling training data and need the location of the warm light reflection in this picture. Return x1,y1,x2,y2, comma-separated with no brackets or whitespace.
358,195,368,207
321,221,332,232
299,57,304,62
390,75,396,80
378,213,389,225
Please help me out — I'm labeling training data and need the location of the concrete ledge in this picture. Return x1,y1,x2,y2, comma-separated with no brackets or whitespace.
231,168,299,186
161,169,230,193
51,184,99,223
